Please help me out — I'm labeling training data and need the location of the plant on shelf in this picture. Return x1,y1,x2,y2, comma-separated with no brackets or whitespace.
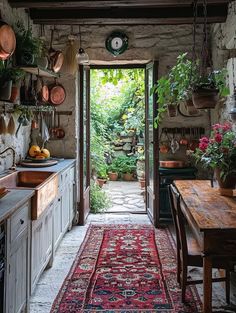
90,181,111,213
14,21,43,66
192,122,236,188
0,61,24,101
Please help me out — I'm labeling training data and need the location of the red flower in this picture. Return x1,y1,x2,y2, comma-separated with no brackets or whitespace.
215,133,223,143
199,142,208,151
200,136,209,143
212,123,221,131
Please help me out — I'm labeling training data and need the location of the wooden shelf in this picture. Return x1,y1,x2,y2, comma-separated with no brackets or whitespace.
19,65,59,78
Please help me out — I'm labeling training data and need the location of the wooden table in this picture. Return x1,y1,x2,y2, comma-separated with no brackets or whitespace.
174,180,236,313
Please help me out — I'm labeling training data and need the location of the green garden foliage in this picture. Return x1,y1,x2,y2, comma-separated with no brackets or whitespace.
90,182,111,213
90,68,145,176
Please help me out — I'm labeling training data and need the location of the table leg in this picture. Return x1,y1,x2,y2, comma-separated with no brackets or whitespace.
203,256,212,313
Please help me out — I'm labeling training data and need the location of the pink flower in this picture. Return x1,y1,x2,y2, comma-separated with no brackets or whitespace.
212,123,221,131
199,142,208,151
222,122,232,132
209,138,215,143
215,133,223,143
200,136,209,144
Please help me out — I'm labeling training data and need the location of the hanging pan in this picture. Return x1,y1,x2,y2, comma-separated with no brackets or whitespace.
38,77,49,103
49,28,64,73
0,21,16,60
49,78,66,105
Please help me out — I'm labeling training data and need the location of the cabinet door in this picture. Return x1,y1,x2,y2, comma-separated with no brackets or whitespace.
53,197,63,252
69,181,75,224
61,184,70,233
7,233,28,313
31,219,43,293
43,204,53,263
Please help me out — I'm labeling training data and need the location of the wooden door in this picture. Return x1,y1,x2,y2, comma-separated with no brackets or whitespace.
145,61,159,227
78,65,91,225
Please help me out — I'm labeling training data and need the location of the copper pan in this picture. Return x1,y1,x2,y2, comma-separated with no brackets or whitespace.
159,160,186,168
49,78,66,106
38,78,49,103
0,22,16,60
48,28,64,73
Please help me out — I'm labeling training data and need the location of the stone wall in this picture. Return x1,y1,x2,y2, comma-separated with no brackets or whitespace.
0,0,37,171
44,23,210,166
211,1,236,130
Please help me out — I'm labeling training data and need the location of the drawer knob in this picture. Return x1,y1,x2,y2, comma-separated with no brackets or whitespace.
20,219,24,225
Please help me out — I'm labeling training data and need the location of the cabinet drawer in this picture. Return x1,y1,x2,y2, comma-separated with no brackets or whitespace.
10,204,29,243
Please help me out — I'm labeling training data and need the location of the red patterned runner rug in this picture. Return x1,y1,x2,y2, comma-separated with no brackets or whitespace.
51,224,202,312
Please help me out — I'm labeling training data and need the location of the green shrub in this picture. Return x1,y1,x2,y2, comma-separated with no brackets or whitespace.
114,155,137,174
90,182,111,213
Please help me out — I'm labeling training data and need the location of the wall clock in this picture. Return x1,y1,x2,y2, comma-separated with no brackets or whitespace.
106,32,128,56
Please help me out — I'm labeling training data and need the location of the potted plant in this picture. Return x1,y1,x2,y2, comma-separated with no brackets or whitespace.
192,122,236,189
14,21,43,66
0,62,24,101
108,161,119,181
191,68,229,109
96,163,108,187
9,68,25,102
115,155,136,181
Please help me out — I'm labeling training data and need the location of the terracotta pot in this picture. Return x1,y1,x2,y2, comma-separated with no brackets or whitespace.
9,85,19,103
97,178,106,188
192,87,219,109
215,168,236,189
160,144,169,154
108,172,118,181
122,173,133,181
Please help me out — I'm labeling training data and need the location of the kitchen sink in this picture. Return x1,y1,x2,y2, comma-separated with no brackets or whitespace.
0,171,58,220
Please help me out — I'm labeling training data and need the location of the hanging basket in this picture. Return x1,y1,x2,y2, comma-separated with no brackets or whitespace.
192,86,219,109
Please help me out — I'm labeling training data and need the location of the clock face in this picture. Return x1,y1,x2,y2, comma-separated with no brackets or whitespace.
111,37,123,50
106,32,128,56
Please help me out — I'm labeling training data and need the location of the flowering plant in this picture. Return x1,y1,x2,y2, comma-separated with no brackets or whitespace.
193,122,236,180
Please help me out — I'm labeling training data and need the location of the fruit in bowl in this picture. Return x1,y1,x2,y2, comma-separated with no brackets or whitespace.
28,146,51,161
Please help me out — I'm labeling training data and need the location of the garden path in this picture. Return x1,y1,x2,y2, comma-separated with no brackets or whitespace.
103,180,145,213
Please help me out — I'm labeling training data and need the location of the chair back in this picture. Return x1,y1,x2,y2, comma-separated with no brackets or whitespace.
169,184,188,261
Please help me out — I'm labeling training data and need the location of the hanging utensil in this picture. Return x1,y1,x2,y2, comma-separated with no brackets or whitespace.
50,110,58,139
7,114,15,135
180,128,188,146
49,28,64,73
159,128,170,154
41,115,50,148
56,113,65,139
170,128,179,154
15,114,24,137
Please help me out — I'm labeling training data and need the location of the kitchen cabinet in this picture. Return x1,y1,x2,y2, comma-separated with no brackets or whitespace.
5,201,30,313
31,201,53,294
53,165,75,253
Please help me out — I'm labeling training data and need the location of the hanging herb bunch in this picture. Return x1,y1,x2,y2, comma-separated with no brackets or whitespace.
14,20,43,66
190,0,229,109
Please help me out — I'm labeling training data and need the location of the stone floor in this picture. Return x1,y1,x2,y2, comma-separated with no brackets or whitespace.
30,213,236,313
104,181,145,213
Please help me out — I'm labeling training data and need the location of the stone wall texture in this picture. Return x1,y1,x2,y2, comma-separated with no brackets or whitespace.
0,1,234,171
211,1,236,130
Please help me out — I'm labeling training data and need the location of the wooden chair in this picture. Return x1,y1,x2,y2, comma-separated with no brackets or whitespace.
168,183,232,304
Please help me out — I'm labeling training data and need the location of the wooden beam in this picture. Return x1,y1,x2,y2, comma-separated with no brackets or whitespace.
9,0,230,9
29,4,228,24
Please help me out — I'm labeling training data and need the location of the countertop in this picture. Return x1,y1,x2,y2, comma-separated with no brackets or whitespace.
0,189,34,223
0,159,76,223
17,159,76,173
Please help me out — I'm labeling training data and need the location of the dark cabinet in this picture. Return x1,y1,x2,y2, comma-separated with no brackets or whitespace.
159,167,197,221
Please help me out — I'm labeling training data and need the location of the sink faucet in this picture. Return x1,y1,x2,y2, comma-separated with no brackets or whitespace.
0,147,16,171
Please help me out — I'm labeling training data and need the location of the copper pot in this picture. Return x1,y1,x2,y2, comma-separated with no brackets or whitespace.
0,22,16,60
160,144,169,154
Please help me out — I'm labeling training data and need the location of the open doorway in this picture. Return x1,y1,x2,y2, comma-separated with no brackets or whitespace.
78,62,159,226
90,66,146,214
